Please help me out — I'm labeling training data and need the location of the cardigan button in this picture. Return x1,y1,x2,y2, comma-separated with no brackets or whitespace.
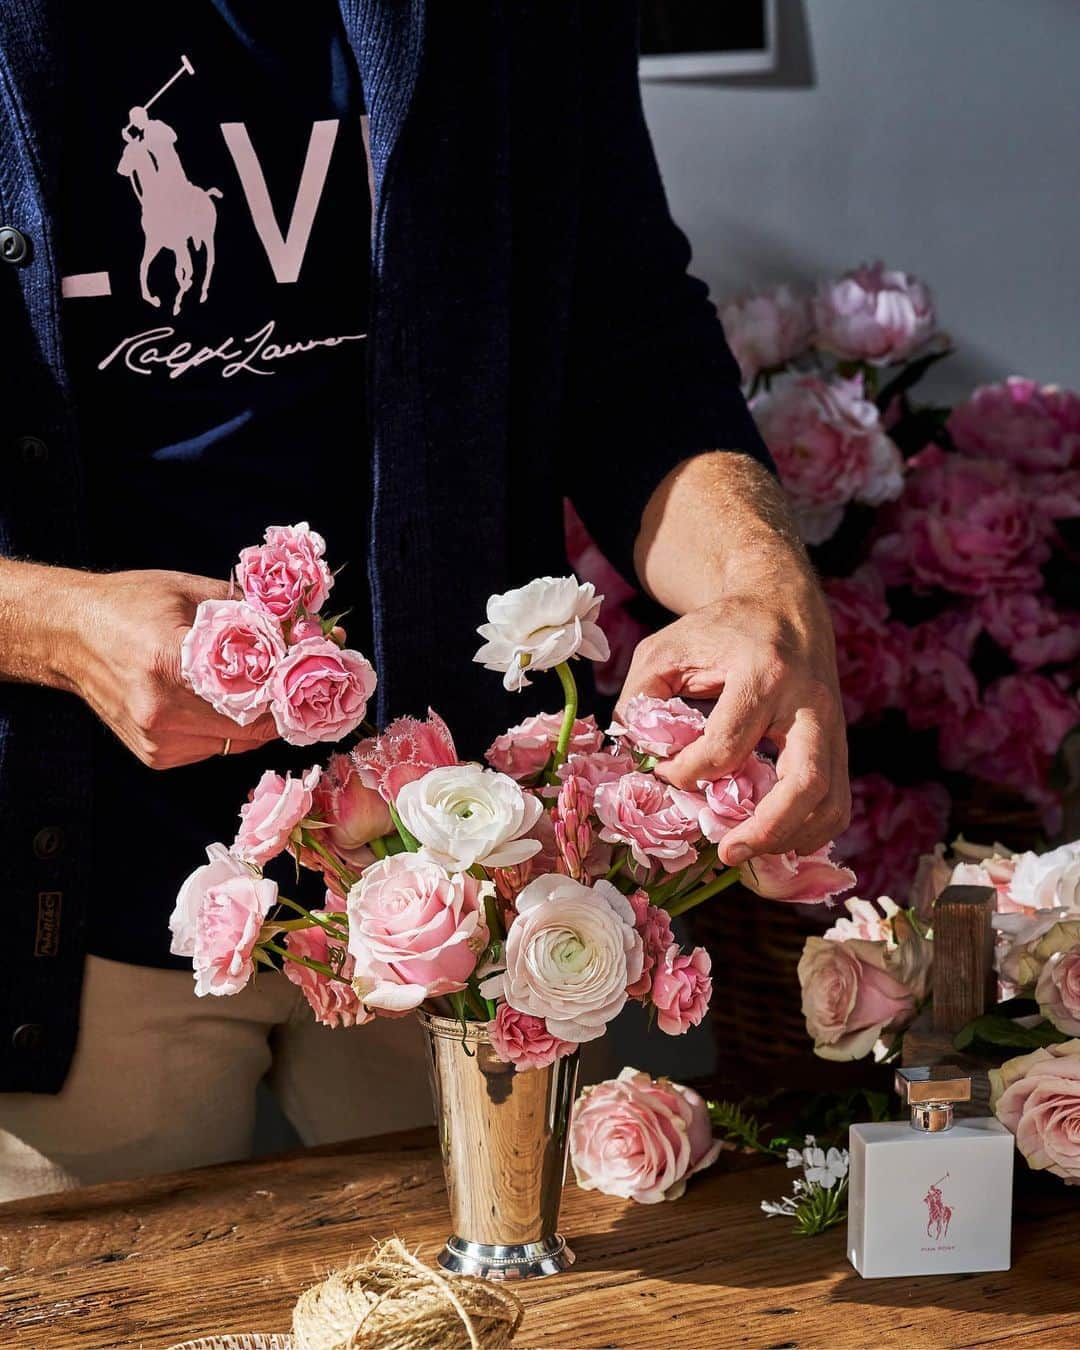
0,226,31,265
11,1023,44,1053
16,435,49,464
33,826,64,859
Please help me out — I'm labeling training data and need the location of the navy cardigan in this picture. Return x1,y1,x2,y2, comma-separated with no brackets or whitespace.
0,0,769,1091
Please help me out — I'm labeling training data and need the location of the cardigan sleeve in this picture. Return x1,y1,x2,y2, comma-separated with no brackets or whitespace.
562,0,774,586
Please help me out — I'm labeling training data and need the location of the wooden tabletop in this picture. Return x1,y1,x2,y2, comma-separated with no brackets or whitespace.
0,1129,1077,1349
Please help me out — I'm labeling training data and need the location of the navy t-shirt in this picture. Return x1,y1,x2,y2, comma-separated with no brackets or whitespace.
58,2,372,965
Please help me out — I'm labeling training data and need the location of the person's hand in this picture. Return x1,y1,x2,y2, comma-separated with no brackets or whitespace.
615,560,850,865
63,569,279,769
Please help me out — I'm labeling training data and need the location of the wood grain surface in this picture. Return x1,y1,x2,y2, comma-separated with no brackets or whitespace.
0,1128,1077,1349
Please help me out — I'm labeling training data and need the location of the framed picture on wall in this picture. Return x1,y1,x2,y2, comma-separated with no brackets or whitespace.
639,0,779,79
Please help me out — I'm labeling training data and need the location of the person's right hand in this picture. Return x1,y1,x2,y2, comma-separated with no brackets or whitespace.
64,568,279,769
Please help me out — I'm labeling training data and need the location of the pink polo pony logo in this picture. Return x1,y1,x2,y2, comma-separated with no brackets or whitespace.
923,1173,953,1242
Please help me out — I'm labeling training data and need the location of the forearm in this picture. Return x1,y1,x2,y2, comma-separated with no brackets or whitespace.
0,559,91,690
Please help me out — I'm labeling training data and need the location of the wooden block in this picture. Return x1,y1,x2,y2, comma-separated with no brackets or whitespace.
931,884,996,1032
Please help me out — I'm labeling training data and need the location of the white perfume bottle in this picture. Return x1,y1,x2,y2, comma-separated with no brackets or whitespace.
847,1065,1014,1278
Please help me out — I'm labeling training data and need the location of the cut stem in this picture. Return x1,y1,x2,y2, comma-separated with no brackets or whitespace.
549,661,579,771
262,940,354,986
389,802,420,853
663,866,742,918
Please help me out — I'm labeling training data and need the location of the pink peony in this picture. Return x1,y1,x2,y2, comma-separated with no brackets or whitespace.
669,753,777,845
233,765,320,866
1036,948,1080,1037
812,261,936,365
903,609,981,731
608,694,706,760
311,752,392,864
948,378,1080,472
741,846,857,906
977,591,1080,670
170,843,252,958
193,874,278,997
626,889,676,998
990,1042,1080,1183
485,712,602,781
571,1067,723,1203
346,853,487,1012
283,913,370,1029
649,944,712,1035
353,709,458,803
594,772,701,873
754,374,904,544
873,445,1050,596
798,935,918,1060
564,500,649,697
824,569,909,724
235,521,333,622
269,638,377,747
720,284,813,382
181,598,286,725
1031,468,1080,530
837,774,950,904
487,1004,576,1072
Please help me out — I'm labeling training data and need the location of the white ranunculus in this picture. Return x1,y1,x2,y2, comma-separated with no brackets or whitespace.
395,764,544,873
169,843,252,958
480,874,644,1042
474,576,610,691
1008,842,1080,914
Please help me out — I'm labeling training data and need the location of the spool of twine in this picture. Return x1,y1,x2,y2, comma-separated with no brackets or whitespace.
291,1239,524,1350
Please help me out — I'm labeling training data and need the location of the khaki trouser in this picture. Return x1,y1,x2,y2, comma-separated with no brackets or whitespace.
0,955,434,1202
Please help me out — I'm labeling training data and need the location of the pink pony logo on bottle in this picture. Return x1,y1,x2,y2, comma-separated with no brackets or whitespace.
923,1172,953,1241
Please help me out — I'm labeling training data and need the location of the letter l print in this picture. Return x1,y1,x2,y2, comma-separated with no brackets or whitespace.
220,120,340,283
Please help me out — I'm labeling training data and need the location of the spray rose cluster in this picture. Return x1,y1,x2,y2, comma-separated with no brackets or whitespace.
170,545,854,1064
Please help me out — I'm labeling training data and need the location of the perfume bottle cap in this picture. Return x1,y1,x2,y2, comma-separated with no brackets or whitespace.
895,1065,972,1132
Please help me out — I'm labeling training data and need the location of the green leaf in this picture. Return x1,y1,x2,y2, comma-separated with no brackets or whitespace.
955,1014,1070,1052
708,1099,778,1155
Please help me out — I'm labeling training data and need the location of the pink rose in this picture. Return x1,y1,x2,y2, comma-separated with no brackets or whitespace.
741,846,857,906
233,765,320,866
235,521,333,623
977,591,1080,670
837,774,950,904
169,843,252,958
564,501,649,697
754,374,904,544
824,569,909,724
798,935,918,1060
668,753,777,845
571,1067,723,1203
269,638,376,747
720,284,813,381
485,712,602,781
487,1004,576,1072
608,694,706,760
873,445,1050,596
353,709,459,802
181,598,286,725
903,609,981,731
595,771,701,873
554,747,635,808
283,912,370,1029
346,853,487,1012
626,889,676,998
990,1042,1080,1183
812,261,936,365
289,616,324,642
1036,948,1080,1037
311,752,392,863
193,874,278,997
948,377,1080,472
649,944,712,1035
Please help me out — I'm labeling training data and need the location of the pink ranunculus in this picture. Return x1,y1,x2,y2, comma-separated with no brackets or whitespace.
181,598,287,725
626,889,676,999
269,638,377,747
571,1067,723,1204
283,912,371,1029
346,853,488,1012
812,261,936,365
608,694,706,760
872,444,1050,596
233,765,320,867
753,374,904,544
193,874,278,997
594,772,701,873
977,591,1080,670
1036,948,1080,1037
948,377,1080,472
353,708,459,803
487,1004,576,1072
169,843,252,959
720,284,813,382
903,608,982,732
824,569,909,724
741,846,857,906
990,1042,1080,1183
669,753,778,845
798,935,918,1060
555,747,635,808
837,774,950,905
649,944,712,1035
311,752,392,864
235,521,334,623
485,713,602,781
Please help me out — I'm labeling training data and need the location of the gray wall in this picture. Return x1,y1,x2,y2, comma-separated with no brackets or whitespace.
642,0,1080,401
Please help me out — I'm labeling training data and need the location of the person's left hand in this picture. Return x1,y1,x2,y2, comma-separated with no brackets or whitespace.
614,562,850,866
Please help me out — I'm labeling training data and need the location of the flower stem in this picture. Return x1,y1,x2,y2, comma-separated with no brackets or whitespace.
549,661,579,771
389,802,420,853
663,866,741,918
301,832,356,891
604,847,629,882
261,939,354,986
274,894,348,940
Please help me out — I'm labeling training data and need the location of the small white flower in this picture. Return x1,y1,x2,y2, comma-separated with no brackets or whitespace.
786,1148,803,1170
761,1197,798,1218
804,1146,849,1190
474,576,610,691
395,764,544,873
